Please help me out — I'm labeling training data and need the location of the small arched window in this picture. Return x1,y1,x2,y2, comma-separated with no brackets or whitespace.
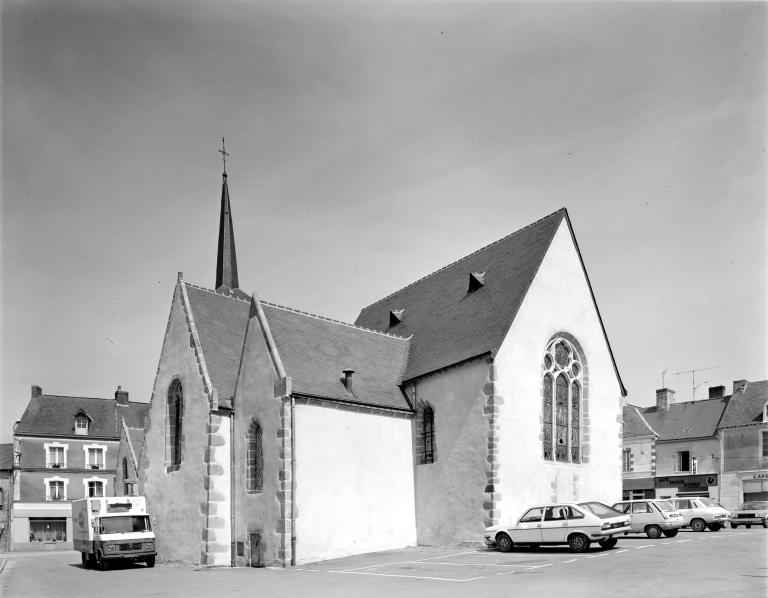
122,457,129,479
167,379,184,468
247,420,263,492
542,337,583,463
422,405,435,464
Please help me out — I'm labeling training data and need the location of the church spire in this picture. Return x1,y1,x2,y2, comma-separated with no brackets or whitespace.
216,138,239,291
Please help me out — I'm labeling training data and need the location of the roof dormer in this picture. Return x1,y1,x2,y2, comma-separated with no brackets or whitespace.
389,308,404,328
468,271,486,293
73,410,92,436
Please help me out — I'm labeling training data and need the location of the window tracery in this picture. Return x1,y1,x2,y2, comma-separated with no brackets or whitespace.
542,337,583,463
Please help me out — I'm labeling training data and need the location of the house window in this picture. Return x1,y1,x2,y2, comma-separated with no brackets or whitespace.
247,420,264,493
45,443,67,469
87,480,104,497
762,431,768,458
422,404,435,464
542,337,583,463
48,480,65,501
167,379,184,468
678,450,691,472
623,448,632,472
122,457,129,479
87,447,105,470
29,518,67,542
75,414,89,435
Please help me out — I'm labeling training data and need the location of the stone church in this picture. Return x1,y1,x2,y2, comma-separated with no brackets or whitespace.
140,166,627,567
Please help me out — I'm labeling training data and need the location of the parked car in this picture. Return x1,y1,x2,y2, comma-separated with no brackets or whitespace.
484,502,630,553
730,501,768,529
667,497,731,532
611,499,684,538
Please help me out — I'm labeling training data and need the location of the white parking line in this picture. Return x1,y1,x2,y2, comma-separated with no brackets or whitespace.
528,564,553,569
615,550,629,553
633,545,652,549
338,551,476,572
420,562,536,568
676,539,692,543
329,570,483,582
586,554,607,558
563,559,579,563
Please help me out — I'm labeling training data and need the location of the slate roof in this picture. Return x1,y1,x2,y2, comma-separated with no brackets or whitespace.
633,397,729,441
355,208,625,392
623,405,658,438
15,394,149,438
718,380,768,428
183,283,411,410
0,443,13,470
262,302,411,410
183,284,251,402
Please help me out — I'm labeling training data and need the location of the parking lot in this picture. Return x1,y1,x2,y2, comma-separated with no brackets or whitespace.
1,527,766,597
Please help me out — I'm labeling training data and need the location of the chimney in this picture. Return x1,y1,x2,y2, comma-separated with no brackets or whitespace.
656,388,675,412
342,369,354,394
31,385,42,399
708,385,726,399
733,379,748,394
115,385,129,406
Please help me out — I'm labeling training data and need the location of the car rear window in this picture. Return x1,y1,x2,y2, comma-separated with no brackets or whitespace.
698,498,719,507
577,502,623,518
655,500,676,512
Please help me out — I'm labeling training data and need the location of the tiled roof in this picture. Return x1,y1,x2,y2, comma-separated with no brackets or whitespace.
636,397,729,441
623,405,658,437
0,443,13,470
262,302,411,410
355,208,624,388
15,394,149,438
183,284,251,402
719,380,768,428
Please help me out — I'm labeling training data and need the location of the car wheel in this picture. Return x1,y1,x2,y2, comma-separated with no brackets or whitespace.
731,523,738,529
598,537,618,549
496,533,514,553
690,519,707,533
745,524,752,529
97,552,107,571
707,523,721,532
568,533,590,553
146,556,155,568
662,529,678,538
645,525,662,539
763,520,768,529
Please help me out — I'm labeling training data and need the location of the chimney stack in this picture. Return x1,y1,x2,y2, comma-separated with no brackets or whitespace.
31,385,42,399
115,385,129,406
656,388,675,412
342,369,354,393
708,385,726,399
733,379,748,394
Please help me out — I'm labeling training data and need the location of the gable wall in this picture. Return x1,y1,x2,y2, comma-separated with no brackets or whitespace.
115,433,139,496
494,219,624,520
140,286,211,563
623,436,655,478
407,357,491,545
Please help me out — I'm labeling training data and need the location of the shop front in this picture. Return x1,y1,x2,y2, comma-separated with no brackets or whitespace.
622,477,655,500
654,474,718,499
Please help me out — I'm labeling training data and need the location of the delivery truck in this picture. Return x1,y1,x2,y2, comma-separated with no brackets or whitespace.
72,496,156,570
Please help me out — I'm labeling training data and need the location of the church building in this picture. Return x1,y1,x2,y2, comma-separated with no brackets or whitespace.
140,162,627,567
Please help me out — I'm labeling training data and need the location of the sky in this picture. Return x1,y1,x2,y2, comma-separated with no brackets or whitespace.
1,1,766,443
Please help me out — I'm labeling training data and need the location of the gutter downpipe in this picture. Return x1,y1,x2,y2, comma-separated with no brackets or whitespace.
230,409,235,567
291,394,296,566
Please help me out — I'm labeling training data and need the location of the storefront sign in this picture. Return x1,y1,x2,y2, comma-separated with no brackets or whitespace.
752,472,768,480
655,474,717,488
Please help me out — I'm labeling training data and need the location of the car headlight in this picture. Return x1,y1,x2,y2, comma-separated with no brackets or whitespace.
143,542,154,550
105,544,117,552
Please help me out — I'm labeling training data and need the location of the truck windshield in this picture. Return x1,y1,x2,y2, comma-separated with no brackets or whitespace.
100,516,151,534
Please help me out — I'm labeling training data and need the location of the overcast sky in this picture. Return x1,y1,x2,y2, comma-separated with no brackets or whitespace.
1,1,766,443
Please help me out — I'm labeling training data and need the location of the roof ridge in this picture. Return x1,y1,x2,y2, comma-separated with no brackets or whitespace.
39,394,112,401
183,281,250,304
260,299,411,341
360,208,566,310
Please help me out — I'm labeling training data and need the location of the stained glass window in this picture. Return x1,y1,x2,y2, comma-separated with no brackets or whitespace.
168,379,183,467
542,337,583,464
543,375,553,460
423,405,435,464
247,420,264,492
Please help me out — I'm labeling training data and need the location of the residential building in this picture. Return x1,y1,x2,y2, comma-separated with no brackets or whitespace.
140,166,627,567
11,386,148,551
621,406,658,499
0,443,12,552
718,379,768,510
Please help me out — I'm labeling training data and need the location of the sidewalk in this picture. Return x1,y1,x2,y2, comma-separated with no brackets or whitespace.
0,550,78,558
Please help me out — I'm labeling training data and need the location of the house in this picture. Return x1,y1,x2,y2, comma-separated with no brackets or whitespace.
10,386,148,551
621,405,658,499
140,167,627,567
0,443,13,552
717,379,768,510
626,388,729,501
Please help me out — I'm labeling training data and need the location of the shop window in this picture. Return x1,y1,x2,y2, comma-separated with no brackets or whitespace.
29,518,67,542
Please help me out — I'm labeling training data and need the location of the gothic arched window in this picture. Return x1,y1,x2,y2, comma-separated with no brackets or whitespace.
167,379,184,469
247,420,263,492
422,405,435,464
122,457,129,479
542,338,583,463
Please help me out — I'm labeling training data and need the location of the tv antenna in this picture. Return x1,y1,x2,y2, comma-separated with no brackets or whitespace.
671,366,719,400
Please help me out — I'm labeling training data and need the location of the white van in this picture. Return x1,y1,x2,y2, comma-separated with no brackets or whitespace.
72,496,156,570
667,497,731,532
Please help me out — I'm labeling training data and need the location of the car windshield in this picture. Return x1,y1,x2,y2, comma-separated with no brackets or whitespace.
577,502,623,518
698,498,719,507
740,502,768,510
655,501,676,512
100,515,151,534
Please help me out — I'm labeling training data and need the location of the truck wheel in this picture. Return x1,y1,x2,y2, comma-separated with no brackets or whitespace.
690,519,707,532
662,529,678,538
645,525,662,539
146,556,155,568
97,552,107,571
81,553,89,567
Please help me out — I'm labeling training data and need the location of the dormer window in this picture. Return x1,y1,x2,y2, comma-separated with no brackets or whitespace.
468,271,486,292
763,401,768,423
74,413,89,435
389,309,404,328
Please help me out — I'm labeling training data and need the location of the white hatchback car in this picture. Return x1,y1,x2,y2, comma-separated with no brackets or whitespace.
485,502,630,553
668,497,731,531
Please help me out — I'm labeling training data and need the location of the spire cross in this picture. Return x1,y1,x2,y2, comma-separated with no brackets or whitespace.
218,137,230,175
